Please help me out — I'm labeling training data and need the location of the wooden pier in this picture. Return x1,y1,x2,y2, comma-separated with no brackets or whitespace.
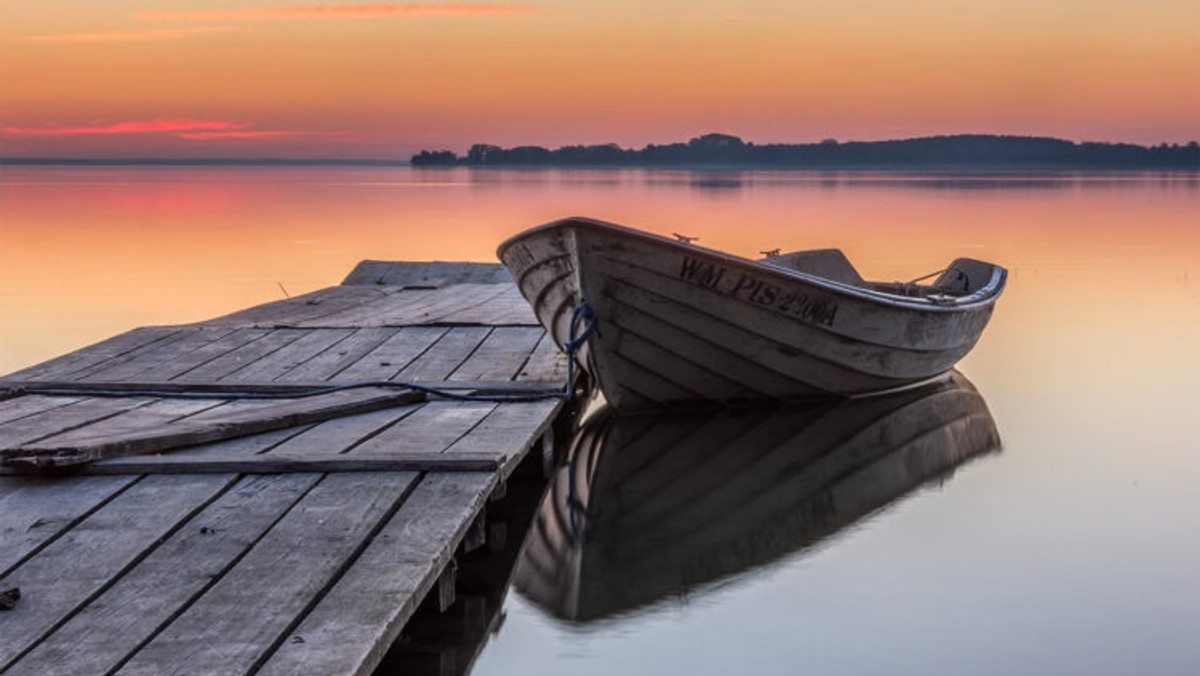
0,262,568,675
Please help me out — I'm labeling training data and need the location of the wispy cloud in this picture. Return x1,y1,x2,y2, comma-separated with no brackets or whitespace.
136,4,535,23
177,130,307,140
20,26,232,43
4,119,308,142
4,119,251,136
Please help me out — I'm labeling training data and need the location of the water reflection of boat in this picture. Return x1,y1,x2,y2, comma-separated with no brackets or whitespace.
513,371,1000,623
498,216,1006,411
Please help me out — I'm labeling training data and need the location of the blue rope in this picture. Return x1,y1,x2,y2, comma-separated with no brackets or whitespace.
564,300,599,397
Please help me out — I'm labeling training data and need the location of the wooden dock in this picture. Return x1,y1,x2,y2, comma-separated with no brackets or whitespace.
0,261,568,675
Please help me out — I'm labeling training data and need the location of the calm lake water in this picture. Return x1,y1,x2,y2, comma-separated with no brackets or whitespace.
2,167,1198,675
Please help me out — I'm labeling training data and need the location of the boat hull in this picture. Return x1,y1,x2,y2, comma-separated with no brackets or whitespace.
499,217,1005,411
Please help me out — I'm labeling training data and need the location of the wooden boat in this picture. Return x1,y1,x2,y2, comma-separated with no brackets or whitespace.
513,371,1000,623
498,216,1006,411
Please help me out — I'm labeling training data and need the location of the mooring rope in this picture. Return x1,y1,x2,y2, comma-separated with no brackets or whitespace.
907,267,971,292
563,300,599,398
906,268,950,284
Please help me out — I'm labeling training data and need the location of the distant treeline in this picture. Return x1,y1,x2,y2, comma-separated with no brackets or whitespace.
411,133,1200,168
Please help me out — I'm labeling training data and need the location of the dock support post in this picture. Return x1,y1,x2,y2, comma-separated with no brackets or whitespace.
436,558,457,612
462,509,487,554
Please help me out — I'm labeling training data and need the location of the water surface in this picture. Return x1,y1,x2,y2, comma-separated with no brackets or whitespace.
2,167,1197,675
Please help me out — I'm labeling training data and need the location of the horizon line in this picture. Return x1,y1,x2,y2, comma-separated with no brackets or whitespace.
0,157,409,166
4,132,1198,167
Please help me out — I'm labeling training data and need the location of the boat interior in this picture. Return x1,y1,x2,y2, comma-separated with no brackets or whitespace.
762,248,997,299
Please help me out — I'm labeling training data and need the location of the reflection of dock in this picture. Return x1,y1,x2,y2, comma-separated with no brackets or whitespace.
0,262,567,675
516,372,1000,623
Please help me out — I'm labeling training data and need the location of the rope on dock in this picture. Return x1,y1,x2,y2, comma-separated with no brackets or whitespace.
0,380,564,404
1,302,603,405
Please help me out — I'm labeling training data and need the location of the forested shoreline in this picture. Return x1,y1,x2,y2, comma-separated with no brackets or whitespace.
411,133,1200,168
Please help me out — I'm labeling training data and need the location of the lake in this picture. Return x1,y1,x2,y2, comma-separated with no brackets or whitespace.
2,167,1197,675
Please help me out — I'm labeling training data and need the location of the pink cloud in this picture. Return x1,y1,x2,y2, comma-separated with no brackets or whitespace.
20,26,232,43
176,130,307,140
136,4,534,23
4,119,252,136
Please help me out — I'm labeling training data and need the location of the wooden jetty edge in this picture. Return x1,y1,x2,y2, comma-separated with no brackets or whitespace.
0,261,569,676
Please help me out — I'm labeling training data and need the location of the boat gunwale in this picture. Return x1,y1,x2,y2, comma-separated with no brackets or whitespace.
497,216,1006,313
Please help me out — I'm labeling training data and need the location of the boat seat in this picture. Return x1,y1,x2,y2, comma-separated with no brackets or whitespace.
761,249,867,287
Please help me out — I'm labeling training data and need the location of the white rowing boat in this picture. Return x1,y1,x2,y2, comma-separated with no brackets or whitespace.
498,216,1006,411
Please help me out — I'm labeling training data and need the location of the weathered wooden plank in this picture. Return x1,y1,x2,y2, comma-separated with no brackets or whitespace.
440,400,563,474
0,474,237,671
436,286,538,326
515,330,568,382
1,327,181,382
4,388,425,470
218,328,354,383
273,287,395,327
272,327,398,382
472,299,540,326
0,475,138,575
291,287,435,328
50,330,206,384
332,326,448,383
393,327,492,382
0,397,156,449
295,284,490,328
338,260,396,286
86,426,315,467
448,327,545,381
260,405,421,458
26,398,226,450
114,472,417,676
346,285,495,328
66,400,560,475
402,379,563,395
173,329,311,383
350,400,497,457
0,396,83,426
78,328,237,383
341,261,511,287
257,472,496,676
204,285,367,327
181,398,312,428
139,328,272,382
405,284,514,325
65,453,502,475
4,474,320,676
311,284,498,330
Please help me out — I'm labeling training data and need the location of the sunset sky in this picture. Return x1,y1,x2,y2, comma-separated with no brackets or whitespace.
1,0,1197,159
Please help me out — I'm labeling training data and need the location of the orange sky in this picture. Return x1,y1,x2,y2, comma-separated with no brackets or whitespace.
1,0,1197,159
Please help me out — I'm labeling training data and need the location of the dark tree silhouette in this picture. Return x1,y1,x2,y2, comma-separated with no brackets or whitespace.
411,134,1200,168
410,150,458,166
